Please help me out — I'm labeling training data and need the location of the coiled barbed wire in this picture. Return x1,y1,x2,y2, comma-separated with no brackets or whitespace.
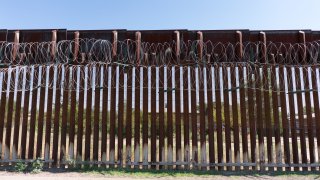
0,39,319,93
0,63,318,95
0,39,320,66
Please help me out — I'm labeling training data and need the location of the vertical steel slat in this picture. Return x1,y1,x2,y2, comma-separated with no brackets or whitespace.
44,66,54,163
247,65,256,170
239,65,248,170
159,66,165,169
183,66,190,169
93,64,101,164
134,66,140,168
28,66,39,159
298,31,308,171
69,33,77,163
150,65,157,169
4,68,15,160
0,71,8,161
214,64,223,170
45,30,56,164
311,66,320,164
174,31,182,169
68,66,77,162
142,65,148,168
270,61,282,170
287,66,299,170
198,65,206,170
134,32,141,168
12,67,22,160
125,67,132,167
255,65,264,171
60,66,69,165
111,31,118,164
279,65,290,171
206,64,215,170
21,68,30,160
197,32,206,170
303,67,315,170
259,32,266,171
167,65,173,169
175,65,182,169
262,64,273,171
52,65,62,166
236,31,244,170
295,67,307,171
85,65,93,162
76,66,85,162
101,65,109,163
36,66,46,158
118,66,124,167
109,65,117,166
223,66,231,171
190,66,198,169
231,64,240,170
8,32,19,161
94,65,101,161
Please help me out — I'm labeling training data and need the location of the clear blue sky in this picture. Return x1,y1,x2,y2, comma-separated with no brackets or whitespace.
1,0,319,30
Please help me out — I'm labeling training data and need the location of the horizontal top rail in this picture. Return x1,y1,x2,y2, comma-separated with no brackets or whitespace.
0,29,320,43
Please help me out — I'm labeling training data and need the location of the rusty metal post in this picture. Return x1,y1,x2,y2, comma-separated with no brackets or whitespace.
51,30,57,61
12,32,21,161
231,31,241,170
150,54,157,169
174,31,182,169
197,31,207,170
142,53,149,169
73,31,79,63
12,31,19,64
135,32,141,65
134,31,141,168
257,32,266,171
109,31,118,167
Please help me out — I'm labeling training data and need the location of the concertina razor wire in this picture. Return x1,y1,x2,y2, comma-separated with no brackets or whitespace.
0,39,320,93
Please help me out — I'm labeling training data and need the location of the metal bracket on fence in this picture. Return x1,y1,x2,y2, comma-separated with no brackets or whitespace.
287,89,315,94
96,86,105,90
113,62,132,67
162,88,176,93
226,86,241,91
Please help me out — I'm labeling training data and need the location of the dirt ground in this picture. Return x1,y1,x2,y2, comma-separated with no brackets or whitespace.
0,171,319,180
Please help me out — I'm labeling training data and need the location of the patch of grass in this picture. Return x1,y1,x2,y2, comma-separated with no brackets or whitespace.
30,158,44,174
68,167,320,178
14,161,28,172
13,158,44,173
77,168,210,177
64,155,76,167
